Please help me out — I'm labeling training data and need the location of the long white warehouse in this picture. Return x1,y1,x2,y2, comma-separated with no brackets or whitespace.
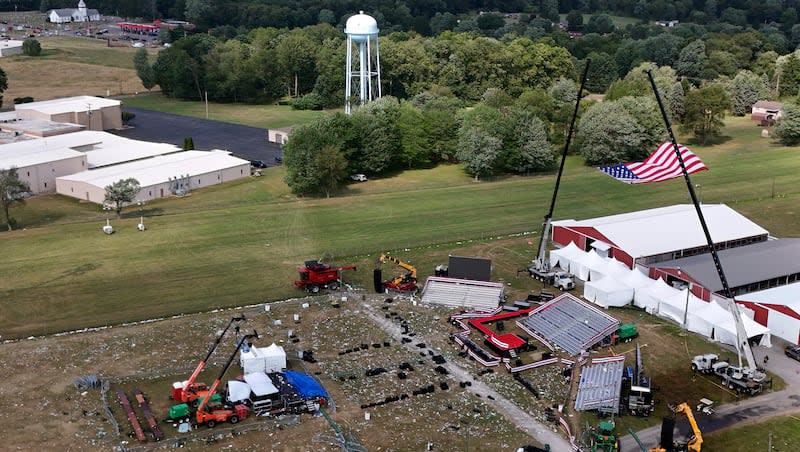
56,150,251,204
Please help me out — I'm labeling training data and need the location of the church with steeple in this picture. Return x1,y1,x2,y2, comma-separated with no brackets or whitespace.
48,1,101,24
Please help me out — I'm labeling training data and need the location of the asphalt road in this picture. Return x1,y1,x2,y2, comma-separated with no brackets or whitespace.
110,107,284,166
620,339,800,451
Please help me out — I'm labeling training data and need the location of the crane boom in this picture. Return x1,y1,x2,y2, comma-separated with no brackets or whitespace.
647,72,762,380
177,315,245,402
195,331,258,418
673,403,703,452
532,60,591,272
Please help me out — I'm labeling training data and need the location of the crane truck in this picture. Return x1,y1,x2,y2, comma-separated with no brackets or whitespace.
629,402,703,452
525,63,589,291
194,331,259,428
643,71,767,397
171,315,246,403
376,254,418,292
294,260,356,293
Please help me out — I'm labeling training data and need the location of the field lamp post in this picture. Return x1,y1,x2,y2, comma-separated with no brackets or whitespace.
137,201,146,231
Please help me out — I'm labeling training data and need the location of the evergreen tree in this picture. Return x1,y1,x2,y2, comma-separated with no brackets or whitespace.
774,103,800,146
728,70,769,117
133,48,156,91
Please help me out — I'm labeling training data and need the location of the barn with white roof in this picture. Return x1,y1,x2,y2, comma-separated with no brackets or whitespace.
55,150,250,204
551,204,768,269
738,284,800,344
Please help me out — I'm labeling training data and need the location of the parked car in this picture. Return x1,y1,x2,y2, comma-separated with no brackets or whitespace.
786,345,800,362
350,174,368,182
250,159,267,168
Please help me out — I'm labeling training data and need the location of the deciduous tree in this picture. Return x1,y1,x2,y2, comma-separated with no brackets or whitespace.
22,39,41,56
316,145,348,198
774,103,800,145
456,128,501,181
681,84,731,145
577,101,648,165
0,167,30,231
104,178,141,218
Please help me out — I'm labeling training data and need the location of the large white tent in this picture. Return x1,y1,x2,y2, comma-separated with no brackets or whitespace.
590,257,631,281
619,268,655,291
583,276,634,308
571,249,607,281
657,289,715,337
709,301,772,347
549,241,584,273
633,277,681,314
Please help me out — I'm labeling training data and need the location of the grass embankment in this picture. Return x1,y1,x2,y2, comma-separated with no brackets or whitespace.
704,415,800,450
2,118,800,338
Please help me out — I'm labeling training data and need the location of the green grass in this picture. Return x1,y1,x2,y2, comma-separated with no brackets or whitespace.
2,117,800,338
121,93,335,129
559,14,642,28
35,36,157,70
704,415,800,450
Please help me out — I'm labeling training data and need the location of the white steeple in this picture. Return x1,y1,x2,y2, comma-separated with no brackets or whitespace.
78,0,87,18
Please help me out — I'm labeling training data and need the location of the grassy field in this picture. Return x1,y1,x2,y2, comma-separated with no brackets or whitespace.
1,36,151,108
704,415,800,450
121,93,334,128
2,117,800,340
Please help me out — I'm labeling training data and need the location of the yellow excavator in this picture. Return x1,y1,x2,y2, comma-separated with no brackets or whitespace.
376,254,418,292
631,402,702,452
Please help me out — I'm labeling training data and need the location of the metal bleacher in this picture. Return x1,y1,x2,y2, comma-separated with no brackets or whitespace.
574,359,625,413
420,276,504,311
520,293,619,356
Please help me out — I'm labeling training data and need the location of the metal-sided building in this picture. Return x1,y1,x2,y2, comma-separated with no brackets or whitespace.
0,131,181,194
14,96,122,131
551,204,768,269
56,150,251,204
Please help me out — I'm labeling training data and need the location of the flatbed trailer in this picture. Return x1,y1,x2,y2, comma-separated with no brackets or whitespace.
133,388,164,441
117,389,146,441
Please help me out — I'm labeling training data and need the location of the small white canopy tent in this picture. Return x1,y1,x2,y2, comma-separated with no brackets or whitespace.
243,372,279,397
656,289,715,338
227,380,252,403
572,249,607,281
549,241,584,273
619,268,655,291
633,277,681,314
240,343,287,374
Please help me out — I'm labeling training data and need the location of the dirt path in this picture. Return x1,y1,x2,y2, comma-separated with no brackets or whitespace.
362,303,573,451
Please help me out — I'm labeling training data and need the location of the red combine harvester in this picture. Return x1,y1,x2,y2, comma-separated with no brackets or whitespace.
294,260,356,293
171,316,246,403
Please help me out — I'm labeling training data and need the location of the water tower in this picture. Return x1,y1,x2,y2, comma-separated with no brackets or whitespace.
344,11,381,114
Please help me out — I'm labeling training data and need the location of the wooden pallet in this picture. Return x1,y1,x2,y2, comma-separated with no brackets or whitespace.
132,387,164,441
116,389,146,441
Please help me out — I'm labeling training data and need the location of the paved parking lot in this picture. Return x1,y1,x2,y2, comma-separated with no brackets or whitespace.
111,107,283,166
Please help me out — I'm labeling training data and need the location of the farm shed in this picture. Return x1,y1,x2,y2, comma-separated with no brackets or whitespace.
15,96,122,131
751,100,783,125
0,40,23,57
55,150,250,204
240,343,287,374
552,204,768,268
267,127,293,145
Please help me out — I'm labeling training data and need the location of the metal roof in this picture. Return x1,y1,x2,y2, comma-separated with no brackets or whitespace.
653,239,800,293
740,282,800,309
574,357,625,413
553,204,768,259
57,150,249,188
0,131,180,169
15,95,120,115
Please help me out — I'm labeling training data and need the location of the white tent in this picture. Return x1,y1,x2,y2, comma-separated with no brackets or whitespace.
570,249,606,281
227,380,252,403
619,268,655,290
243,372,279,397
240,343,287,374
709,301,772,347
589,257,631,281
633,277,681,314
549,241,584,272
656,289,715,338
583,276,634,308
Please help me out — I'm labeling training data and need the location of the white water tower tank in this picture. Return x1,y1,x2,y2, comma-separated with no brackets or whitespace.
344,11,381,114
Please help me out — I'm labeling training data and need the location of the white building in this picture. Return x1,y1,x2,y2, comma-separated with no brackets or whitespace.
0,131,182,194
0,40,23,57
56,150,251,204
48,1,101,24
15,96,122,131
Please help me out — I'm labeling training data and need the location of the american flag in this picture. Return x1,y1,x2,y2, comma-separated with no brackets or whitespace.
598,142,708,184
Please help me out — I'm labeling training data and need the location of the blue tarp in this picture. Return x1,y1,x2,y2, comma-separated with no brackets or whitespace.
283,370,329,400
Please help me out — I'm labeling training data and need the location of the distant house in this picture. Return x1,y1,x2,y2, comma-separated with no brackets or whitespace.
0,40,23,57
751,101,783,126
48,1,101,24
656,20,680,27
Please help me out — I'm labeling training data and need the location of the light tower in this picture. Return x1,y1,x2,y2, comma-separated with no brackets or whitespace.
344,11,381,114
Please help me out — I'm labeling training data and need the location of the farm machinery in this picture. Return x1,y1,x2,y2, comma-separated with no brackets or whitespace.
294,260,356,293
375,253,418,292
